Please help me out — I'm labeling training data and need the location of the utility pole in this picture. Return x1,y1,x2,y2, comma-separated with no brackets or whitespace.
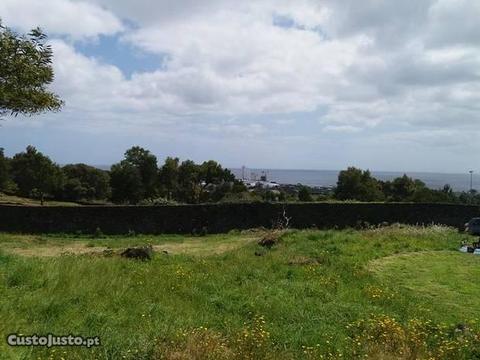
469,170,474,192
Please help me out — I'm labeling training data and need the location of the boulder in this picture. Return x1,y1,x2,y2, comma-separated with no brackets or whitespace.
120,245,154,261
258,231,281,248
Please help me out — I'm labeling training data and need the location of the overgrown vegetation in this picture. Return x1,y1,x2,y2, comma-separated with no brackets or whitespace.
0,226,479,359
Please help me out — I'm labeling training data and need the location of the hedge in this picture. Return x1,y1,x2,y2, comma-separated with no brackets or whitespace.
0,202,478,235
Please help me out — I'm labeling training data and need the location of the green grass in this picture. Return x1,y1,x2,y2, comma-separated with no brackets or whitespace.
0,193,80,207
0,225,479,359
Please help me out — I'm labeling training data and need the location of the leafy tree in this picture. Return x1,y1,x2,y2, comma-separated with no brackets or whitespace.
0,148,9,191
176,160,201,203
123,147,158,199
383,175,419,201
410,184,458,204
199,160,235,185
10,146,63,204
158,157,179,200
198,160,237,202
62,164,110,201
62,178,88,202
440,184,457,202
298,186,313,202
109,162,143,204
458,190,480,205
0,21,63,116
334,167,384,201
202,180,247,203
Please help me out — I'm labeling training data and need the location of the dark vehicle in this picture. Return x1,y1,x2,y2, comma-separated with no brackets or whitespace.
465,218,480,235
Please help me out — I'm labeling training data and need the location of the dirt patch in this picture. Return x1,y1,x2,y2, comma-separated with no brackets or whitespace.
6,243,109,257
288,256,322,266
156,238,256,256
2,237,258,258
367,250,455,272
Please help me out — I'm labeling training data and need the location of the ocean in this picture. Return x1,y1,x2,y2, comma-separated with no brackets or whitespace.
229,168,478,192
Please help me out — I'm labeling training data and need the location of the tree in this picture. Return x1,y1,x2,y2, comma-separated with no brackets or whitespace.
176,160,201,203
158,157,179,200
334,167,384,202
459,190,480,205
123,147,158,199
10,146,63,204
0,21,63,117
198,160,236,202
199,160,235,185
62,164,111,201
410,184,457,204
383,174,418,201
109,162,143,204
298,186,313,202
0,148,9,191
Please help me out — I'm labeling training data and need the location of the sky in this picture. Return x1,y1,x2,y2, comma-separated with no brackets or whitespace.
1,0,480,173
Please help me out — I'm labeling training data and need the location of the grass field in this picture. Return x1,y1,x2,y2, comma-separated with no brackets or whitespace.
1,225,480,359
0,193,80,207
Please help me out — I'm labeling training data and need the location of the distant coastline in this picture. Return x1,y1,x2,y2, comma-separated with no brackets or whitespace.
93,165,476,192
229,168,476,192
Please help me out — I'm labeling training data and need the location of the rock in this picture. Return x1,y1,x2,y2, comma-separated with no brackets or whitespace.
258,231,281,248
120,245,154,261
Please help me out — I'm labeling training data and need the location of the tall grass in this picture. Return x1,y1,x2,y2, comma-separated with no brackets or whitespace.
0,225,477,359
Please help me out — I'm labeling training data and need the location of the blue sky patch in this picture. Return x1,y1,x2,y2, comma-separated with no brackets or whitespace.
75,34,168,78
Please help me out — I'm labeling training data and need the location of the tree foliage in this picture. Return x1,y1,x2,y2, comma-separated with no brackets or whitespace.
0,148,10,191
176,160,201,203
9,146,63,202
0,21,63,116
123,146,158,199
158,157,179,200
334,167,384,201
62,164,111,201
4,145,476,206
109,147,158,203
110,162,143,204
298,186,313,202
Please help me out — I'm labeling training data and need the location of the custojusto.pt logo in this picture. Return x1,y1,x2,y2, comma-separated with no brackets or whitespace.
7,333,100,348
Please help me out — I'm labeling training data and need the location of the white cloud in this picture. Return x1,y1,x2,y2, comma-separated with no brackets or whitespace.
5,0,480,171
426,0,480,48
42,1,480,133
323,125,362,133
0,0,123,39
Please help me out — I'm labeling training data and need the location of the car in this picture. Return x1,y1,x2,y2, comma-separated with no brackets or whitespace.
465,217,480,235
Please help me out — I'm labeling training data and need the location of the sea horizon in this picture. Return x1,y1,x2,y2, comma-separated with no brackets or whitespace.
92,164,478,192
229,168,478,192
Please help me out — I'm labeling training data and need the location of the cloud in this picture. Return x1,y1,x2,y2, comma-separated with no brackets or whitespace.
425,0,480,48
19,1,480,126
4,0,480,171
0,0,123,39
323,125,362,133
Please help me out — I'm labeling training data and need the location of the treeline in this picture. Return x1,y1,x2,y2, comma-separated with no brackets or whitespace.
333,167,480,204
0,146,246,204
1,147,479,205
